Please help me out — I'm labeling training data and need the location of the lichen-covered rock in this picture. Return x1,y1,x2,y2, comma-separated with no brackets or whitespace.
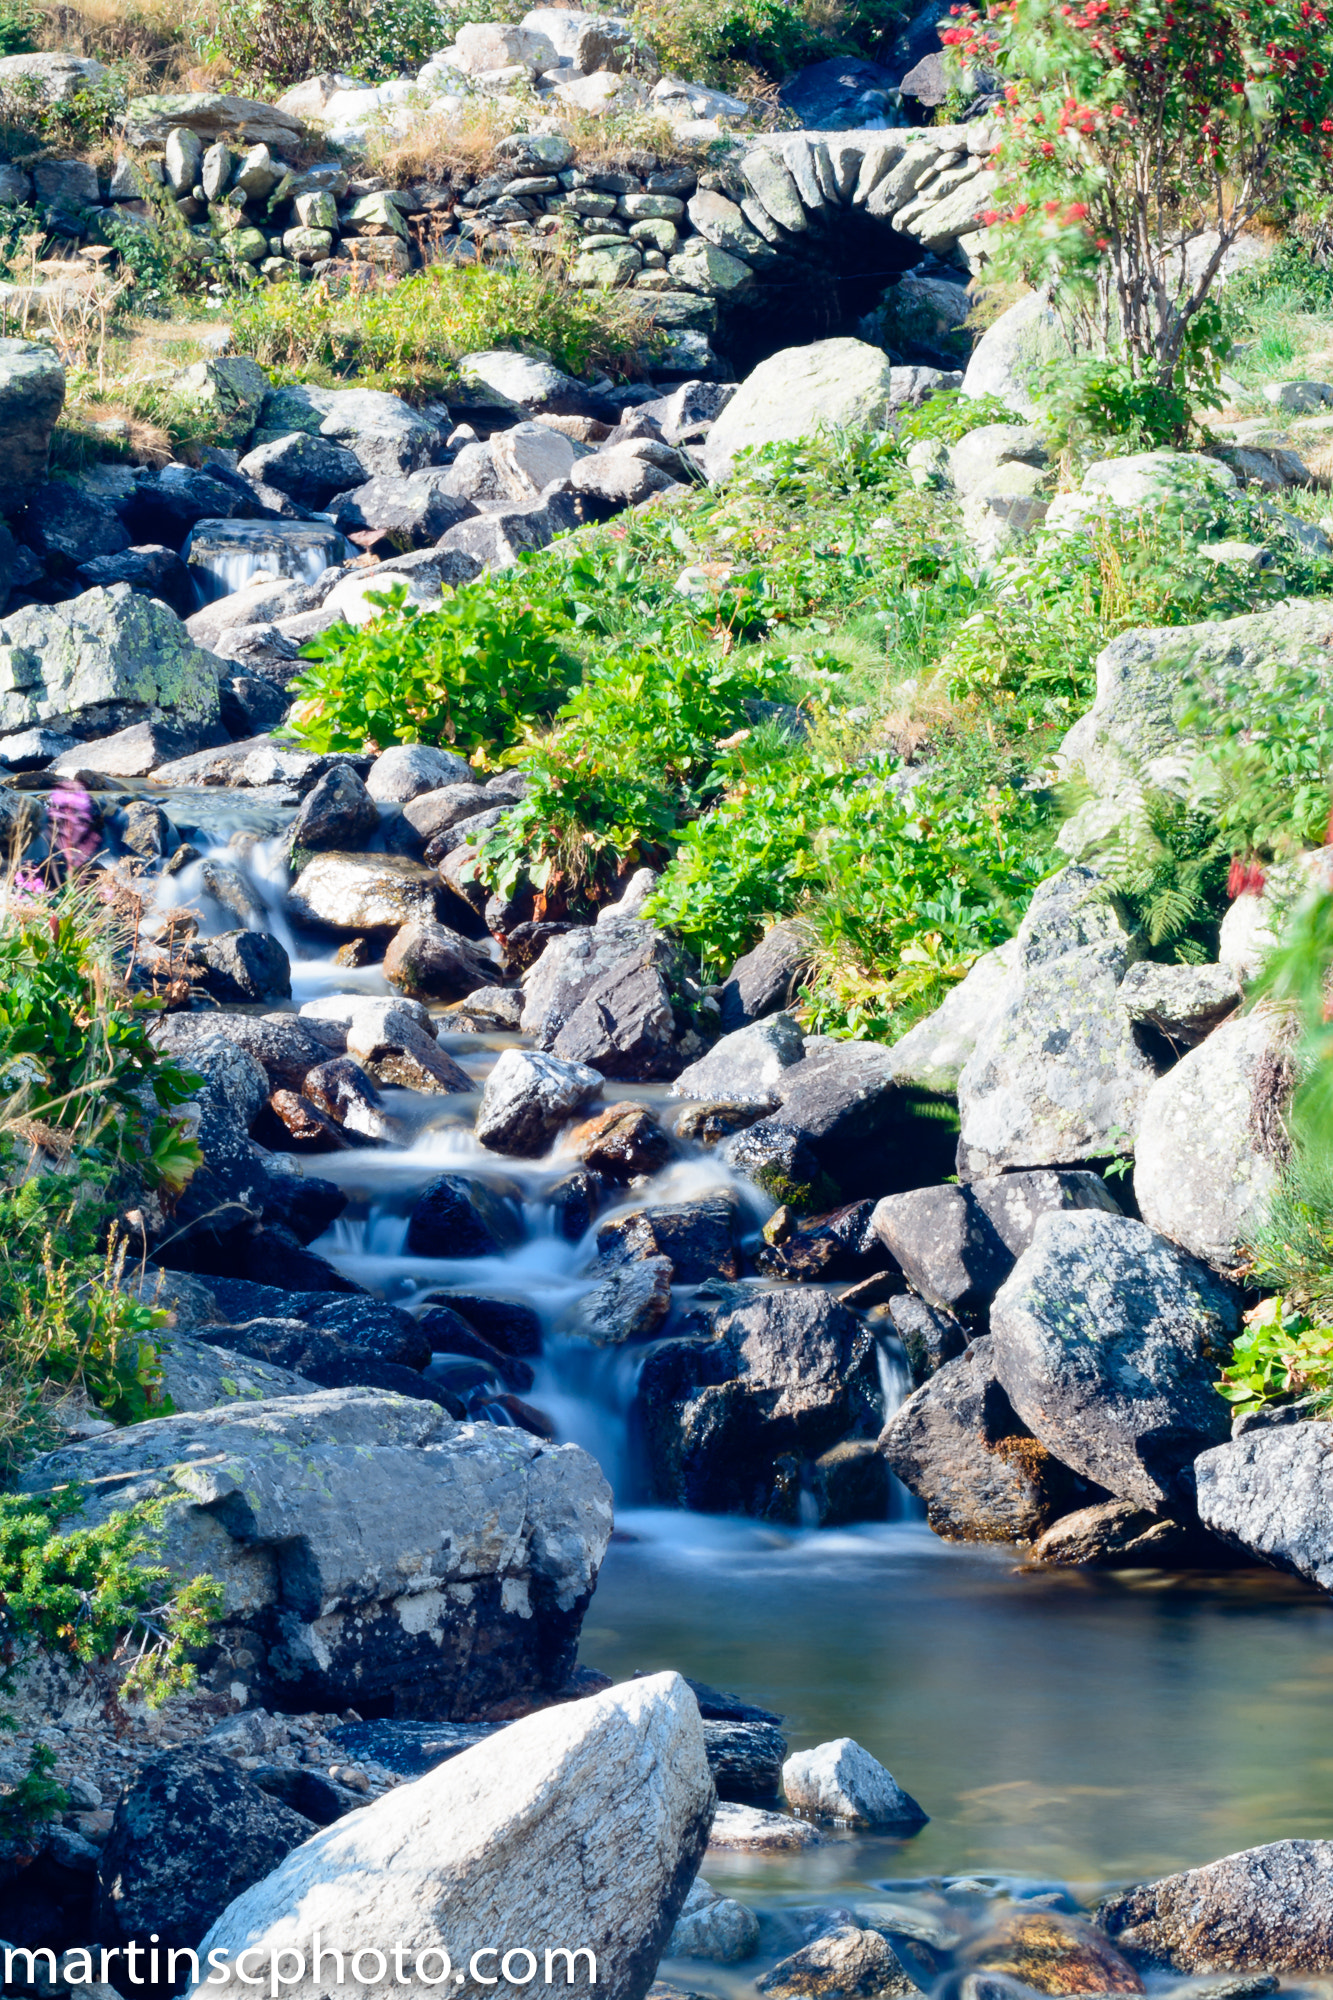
878,1339,1088,1542
0,337,66,500
1134,1008,1294,1276
1195,1421,1333,1588
0,585,222,737
883,940,1018,1095
989,1211,1239,1509
1117,959,1243,1045
703,339,897,480
956,865,1159,1177
124,91,304,147
19,1389,612,1717
1097,1840,1333,1971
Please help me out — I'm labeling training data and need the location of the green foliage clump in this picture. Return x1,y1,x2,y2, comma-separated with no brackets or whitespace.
1092,787,1232,964
289,579,579,758
226,0,449,87
1219,1294,1333,1419
894,389,1020,447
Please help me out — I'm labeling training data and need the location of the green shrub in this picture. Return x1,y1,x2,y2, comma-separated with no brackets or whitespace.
227,0,449,87
1218,1294,1333,1419
0,0,39,55
289,580,579,758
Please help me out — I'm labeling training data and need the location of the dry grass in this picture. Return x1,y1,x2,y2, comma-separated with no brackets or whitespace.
362,96,701,184
26,0,226,90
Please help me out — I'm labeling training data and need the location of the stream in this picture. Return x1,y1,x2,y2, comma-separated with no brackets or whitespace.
122,782,1333,1946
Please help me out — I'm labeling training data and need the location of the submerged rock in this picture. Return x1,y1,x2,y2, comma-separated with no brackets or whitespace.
962,1909,1143,1994
191,1674,713,2000
758,1925,916,2000
406,1173,523,1258
667,1875,761,1962
781,1738,926,1827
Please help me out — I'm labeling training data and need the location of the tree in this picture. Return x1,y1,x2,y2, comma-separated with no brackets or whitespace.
944,0,1333,417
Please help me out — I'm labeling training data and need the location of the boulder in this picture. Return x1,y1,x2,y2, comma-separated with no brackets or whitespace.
367,743,474,802
870,1169,1120,1315
405,782,496,842
492,419,580,500
882,940,1019,1095
50,715,221,777
741,1039,958,1200
1029,1498,1233,1569
238,431,367,507
475,1047,605,1156
948,423,1047,496
956,865,1159,1177
288,764,379,856
436,497,575,571
458,347,606,418
287,853,440,934
670,1014,806,1105
344,999,473,1094
570,451,681,508
708,1801,826,1852
406,1173,522,1257
0,51,108,99
155,1332,321,1412
258,383,447,480
569,1102,671,1180
667,1876,760,1962
124,91,305,146
596,1194,741,1284
757,1926,916,2000
0,584,222,739
23,481,130,565
174,355,270,435
1097,1840,1333,1971
384,919,500,1002
1196,1422,1333,1589
878,1339,1089,1541
329,469,476,547
962,1910,1144,1993
960,289,1070,418
988,1211,1240,1509
781,1738,926,1827
20,1389,613,1716
190,1674,713,2000
76,542,194,616
718,922,811,1030
304,1056,393,1141
155,1011,335,1094
569,1258,675,1345
198,929,292,1006
1133,1008,1294,1276
1118,959,1242,1046
703,340,897,480
95,1749,313,1954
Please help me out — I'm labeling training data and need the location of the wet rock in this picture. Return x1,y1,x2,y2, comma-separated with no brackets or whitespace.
198,929,292,1005
597,1193,741,1283
708,1801,826,1852
667,1875,761,1962
0,336,67,502
302,1056,392,1141
19,1388,612,1718
704,1719,788,1801
722,1118,832,1211
288,764,379,857
1029,1499,1235,1569
303,1294,432,1370
758,1925,916,2000
436,1293,544,1357
1118,960,1243,1047
474,1046,604,1158
963,1909,1143,1994
194,1674,710,2000
418,1307,534,1392
811,1439,890,1526
719,922,812,1031
118,798,176,859
1097,1839,1333,1969
781,1738,926,1827
641,1289,881,1518
95,1749,313,1956
870,1171,1120,1316
758,1199,885,1283
210,1317,451,1407
548,1167,601,1239
1195,1421,1333,1588
569,1101,671,1180
956,866,1160,1178
366,742,474,803
156,1012,339,1093
1133,1009,1294,1279
75,541,194,616
886,1294,968,1383
671,1013,806,1106
384,918,501,1003
676,1101,767,1148
287,852,441,935
989,1211,1240,1509
259,1087,353,1153
406,1173,523,1258
879,1339,1092,1542
570,1257,674,1346
344,1000,473,1095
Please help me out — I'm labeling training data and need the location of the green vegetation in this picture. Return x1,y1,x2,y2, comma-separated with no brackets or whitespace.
1219,1293,1333,1419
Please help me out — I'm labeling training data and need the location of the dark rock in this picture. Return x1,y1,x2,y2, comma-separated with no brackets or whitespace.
303,1294,433,1370
704,1719,788,1802
568,1101,671,1181
417,1306,535,1392
719,921,811,1031
989,1212,1240,1510
256,1088,353,1153
569,1257,674,1346
778,55,901,125
492,1391,557,1438
405,1174,523,1258
547,1168,602,1241
384,918,502,1002
811,1438,890,1526
239,430,367,507
1029,1499,1239,1570
229,1225,361,1295
503,919,574,972
259,1171,349,1247
249,1765,365,1825
94,1748,312,1954
675,1101,768,1147
427,1292,543,1357
117,799,176,860
597,1193,741,1283
289,763,379,857
212,1316,459,1409
522,918,690,1081
870,1170,1120,1316
221,672,291,738
199,928,292,1005
761,1043,960,1199
76,542,193,615
887,1293,968,1382
722,1119,835,1212
1097,1840,1333,1972
154,1009,335,1092
879,1338,1098,1542
329,469,477,547
23,482,130,565
125,463,261,546
758,1200,886,1282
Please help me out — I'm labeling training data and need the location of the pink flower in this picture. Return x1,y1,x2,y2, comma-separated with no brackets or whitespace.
47,786,99,868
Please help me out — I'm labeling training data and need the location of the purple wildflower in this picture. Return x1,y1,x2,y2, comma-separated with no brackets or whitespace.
47,786,99,868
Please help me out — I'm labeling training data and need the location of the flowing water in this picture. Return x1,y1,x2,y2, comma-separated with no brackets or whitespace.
146,811,1333,1930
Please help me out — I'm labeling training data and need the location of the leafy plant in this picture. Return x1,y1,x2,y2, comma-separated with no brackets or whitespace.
288,580,579,757
229,0,447,87
1091,785,1231,963
0,1743,66,1842
1218,1294,1333,1417
0,0,39,55
894,389,1021,447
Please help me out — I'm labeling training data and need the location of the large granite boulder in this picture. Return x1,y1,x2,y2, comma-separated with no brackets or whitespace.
191,1674,713,2000
0,338,66,502
878,1338,1091,1541
521,918,692,1081
123,91,304,147
870,1169,1119,1314
0,584,222,738
956,865,1160,1177
475,1047,605,1156
988,1211,1239,1509
702,339,897,480
882,940,1019,1097
1097,1840,1333,1971
1196,1422,1333,1589
18,1389,613,1717
960,288,1070,417
1134,1008,1294,1276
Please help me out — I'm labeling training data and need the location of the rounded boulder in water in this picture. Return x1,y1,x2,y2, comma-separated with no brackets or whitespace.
781,1737,927,1827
